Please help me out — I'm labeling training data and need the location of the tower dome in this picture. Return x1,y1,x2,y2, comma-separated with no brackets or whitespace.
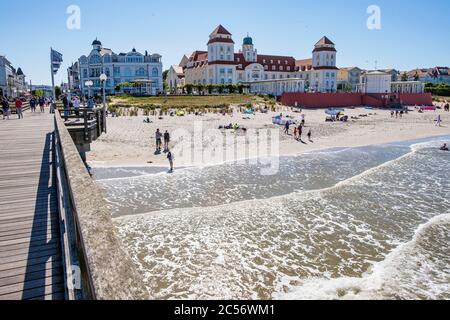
243,35,253,46
92,38,102,46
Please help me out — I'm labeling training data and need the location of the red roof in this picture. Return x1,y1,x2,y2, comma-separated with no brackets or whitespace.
186,51,300,72
207,38,235,45
315,36,335,46
313,66,339,70
313,47,337,53
296,58,313,71
211,25,232,36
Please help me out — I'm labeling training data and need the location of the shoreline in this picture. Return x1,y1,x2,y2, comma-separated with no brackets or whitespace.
87,107,450,168
89,132,450,170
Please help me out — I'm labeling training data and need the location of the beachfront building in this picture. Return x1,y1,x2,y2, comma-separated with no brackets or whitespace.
337,67,363,91
359,71,392,94
184,25,337,95
0,55,28,98
67,61,81,95
246,78,305,96
391,81,425,94
166,65,186,95
78,39,163,97
358,71,425,94
307,37,338,93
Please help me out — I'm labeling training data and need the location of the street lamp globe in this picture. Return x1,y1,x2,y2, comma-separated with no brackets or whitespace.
99,74,108,82
85,80,93,87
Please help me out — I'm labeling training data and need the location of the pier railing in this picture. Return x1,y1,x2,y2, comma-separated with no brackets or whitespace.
53,111,148,300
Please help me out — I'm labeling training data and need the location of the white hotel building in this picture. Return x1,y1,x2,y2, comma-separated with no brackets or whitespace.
183,25,338,95
78,39,163,97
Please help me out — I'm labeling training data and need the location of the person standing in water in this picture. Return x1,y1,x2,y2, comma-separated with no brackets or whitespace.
167,151,174,173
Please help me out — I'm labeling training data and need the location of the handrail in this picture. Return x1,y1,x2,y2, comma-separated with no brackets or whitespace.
54,111,148,300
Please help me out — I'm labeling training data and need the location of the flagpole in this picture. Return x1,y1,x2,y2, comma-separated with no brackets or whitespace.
50,47,56,99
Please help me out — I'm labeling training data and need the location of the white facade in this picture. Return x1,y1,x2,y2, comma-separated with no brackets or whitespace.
391,81,425,94
246,78,305,96
78,39,163,97
359,71,392,94
0,56,27,98
166,65,185,93
185,25,303,92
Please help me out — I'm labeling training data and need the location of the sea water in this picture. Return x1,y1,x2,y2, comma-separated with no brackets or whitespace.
95,136,450,300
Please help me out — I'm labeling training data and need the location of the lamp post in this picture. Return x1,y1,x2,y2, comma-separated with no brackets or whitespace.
99,73,108,108
84,80,93,100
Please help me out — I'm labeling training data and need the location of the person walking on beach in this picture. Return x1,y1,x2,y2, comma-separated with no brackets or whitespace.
301,113,306,126
155,129,163,152
395,110,399,118
436,114,442,127
15,98,23,119
284,121,290,135
30,96,37,113
298,124,303,141
167,151,174,173
293,127,298,140
1,97,10,120
164,130,170,152
307,129,312,142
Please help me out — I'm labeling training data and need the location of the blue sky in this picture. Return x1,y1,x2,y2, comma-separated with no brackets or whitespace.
1,0,449,85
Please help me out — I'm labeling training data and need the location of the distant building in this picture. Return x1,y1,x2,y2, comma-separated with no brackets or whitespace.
359,71,392,94
0,55,27,98
78,39,163,97
429,67,450,84
31,85,53,97
358,71,424,94
337,67,363,91
166,55,188,94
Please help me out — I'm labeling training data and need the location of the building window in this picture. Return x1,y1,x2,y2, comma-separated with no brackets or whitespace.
152,68,158,77
280,66,284,71
287,66,291,71
272,66,276,71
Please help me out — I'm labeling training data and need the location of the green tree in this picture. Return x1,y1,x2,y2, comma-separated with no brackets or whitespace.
185,84,193,94
414,72,419,81
206,84,214,94
55,86,62,97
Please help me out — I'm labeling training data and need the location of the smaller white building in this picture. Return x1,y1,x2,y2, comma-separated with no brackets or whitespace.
246,78,305,96
391,81,425,94
359,71,391,94
166,65,185,94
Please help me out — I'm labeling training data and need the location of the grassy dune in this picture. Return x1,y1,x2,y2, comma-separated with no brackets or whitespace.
109,95,270,108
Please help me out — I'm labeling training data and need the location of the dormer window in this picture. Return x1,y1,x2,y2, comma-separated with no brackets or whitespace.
278,60,281,64
263,59,266,63
270,60,273,64
285,60,288,65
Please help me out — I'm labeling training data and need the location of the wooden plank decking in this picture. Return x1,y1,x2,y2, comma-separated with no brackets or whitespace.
0,111,64,300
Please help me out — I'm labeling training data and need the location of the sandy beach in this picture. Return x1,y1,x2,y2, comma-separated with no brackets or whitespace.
88,105,450,168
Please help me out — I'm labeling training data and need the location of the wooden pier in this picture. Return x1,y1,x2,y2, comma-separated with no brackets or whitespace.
0,111,64,300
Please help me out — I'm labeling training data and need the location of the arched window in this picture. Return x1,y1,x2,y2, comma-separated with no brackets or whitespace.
136,67,146,76
152,68,158,77
89,55,102,64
